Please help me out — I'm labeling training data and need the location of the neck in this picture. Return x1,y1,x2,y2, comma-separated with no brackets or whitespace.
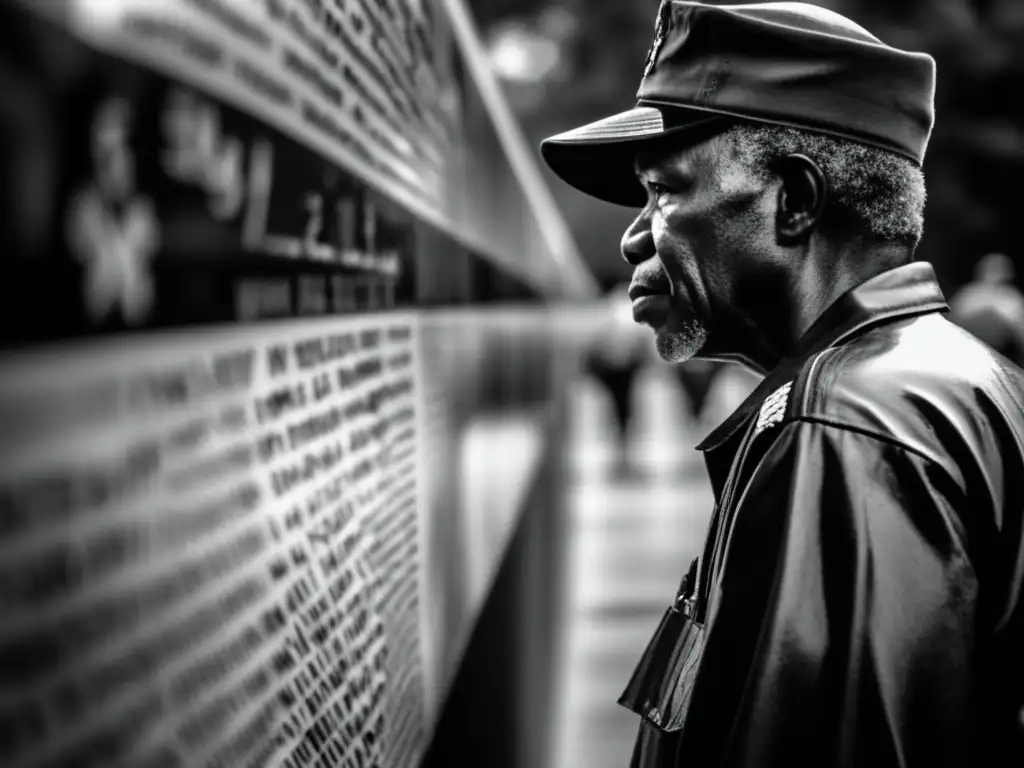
705,238,912,374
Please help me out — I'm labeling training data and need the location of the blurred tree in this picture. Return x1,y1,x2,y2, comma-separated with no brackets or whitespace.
468,0,1024,294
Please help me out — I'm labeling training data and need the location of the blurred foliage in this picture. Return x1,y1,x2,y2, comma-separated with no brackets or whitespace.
468,0,1024,294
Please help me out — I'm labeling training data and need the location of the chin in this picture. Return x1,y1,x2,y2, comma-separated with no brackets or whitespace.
654,320,710,363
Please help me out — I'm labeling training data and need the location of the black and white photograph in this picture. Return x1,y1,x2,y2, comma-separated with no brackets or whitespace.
0,1,1022,767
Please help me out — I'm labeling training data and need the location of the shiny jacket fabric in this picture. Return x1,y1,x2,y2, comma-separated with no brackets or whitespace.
620,263,1024,767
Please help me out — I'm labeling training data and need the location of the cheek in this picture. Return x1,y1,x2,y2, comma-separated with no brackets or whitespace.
646,221,700,309
656,206,729,285
679,209,770,311
707,196,772,274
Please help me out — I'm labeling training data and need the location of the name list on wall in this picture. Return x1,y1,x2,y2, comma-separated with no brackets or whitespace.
0,315,425,768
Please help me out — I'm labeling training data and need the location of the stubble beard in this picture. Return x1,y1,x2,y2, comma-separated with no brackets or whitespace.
654,318,710,363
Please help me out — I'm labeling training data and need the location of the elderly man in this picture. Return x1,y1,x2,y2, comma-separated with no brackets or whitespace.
542,3,1024,767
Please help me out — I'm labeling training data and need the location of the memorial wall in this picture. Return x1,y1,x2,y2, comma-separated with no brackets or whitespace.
0,2,597,767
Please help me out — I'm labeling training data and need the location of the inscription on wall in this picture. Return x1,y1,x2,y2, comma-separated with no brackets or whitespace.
0,317,424,768
0,4,571,767
77,0,456,215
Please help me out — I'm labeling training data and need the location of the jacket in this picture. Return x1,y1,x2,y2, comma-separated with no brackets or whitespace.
619,262,1024,767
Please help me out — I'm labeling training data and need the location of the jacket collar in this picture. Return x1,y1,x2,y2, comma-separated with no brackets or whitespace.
694,261,949,454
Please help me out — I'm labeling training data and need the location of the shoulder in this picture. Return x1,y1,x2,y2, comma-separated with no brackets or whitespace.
785,313,1024,488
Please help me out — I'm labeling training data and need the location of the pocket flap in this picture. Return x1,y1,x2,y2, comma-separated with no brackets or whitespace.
617,604,705,733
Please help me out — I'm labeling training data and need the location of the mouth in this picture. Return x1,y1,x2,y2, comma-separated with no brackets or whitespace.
627,284,667,302
631,294,671,326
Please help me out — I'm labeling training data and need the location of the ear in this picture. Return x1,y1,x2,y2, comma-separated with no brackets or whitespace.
775,153,827,245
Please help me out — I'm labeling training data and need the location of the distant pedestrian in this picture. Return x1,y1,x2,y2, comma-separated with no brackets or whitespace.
672,359,725,423
948,252,1024,368
584,283,650,477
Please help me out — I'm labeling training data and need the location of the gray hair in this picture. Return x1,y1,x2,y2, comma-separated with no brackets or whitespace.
723,123,927,246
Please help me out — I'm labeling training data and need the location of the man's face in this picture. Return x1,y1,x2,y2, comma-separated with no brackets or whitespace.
622,133,775,364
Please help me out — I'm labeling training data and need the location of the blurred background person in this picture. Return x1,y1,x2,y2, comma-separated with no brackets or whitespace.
948,252,1024,368
582,282,650,478
672,359,725,424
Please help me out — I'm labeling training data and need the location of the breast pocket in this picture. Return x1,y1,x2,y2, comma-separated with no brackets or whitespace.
617,600,706,733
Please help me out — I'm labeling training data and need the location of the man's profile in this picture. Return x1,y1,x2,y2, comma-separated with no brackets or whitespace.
541,2,1024,766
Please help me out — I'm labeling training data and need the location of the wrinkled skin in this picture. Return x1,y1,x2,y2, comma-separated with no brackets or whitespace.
619,131,901,373
621,134,771,366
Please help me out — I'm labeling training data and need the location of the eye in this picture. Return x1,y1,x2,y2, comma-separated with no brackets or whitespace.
646,181,672,202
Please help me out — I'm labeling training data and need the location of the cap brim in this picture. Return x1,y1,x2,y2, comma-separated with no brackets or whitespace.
540,106,729,207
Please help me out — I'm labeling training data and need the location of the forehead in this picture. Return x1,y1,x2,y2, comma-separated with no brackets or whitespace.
630,134,737,177
633,132,731,178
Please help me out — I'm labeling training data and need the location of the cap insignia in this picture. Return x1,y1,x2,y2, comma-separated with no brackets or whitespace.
642,0,672,80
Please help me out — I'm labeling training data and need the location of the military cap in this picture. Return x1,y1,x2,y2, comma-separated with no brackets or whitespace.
540,1,937,207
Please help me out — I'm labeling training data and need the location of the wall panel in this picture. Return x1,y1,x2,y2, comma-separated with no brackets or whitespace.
0,2,598,767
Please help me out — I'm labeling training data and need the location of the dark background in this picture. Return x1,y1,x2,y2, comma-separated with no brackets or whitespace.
467,0,1024,295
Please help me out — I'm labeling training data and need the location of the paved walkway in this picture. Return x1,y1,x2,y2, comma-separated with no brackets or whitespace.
551,363,758,768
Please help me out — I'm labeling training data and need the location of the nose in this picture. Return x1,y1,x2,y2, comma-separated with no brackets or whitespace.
620,208,655,266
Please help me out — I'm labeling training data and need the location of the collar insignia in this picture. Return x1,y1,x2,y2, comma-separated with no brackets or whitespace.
753,381,793,438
